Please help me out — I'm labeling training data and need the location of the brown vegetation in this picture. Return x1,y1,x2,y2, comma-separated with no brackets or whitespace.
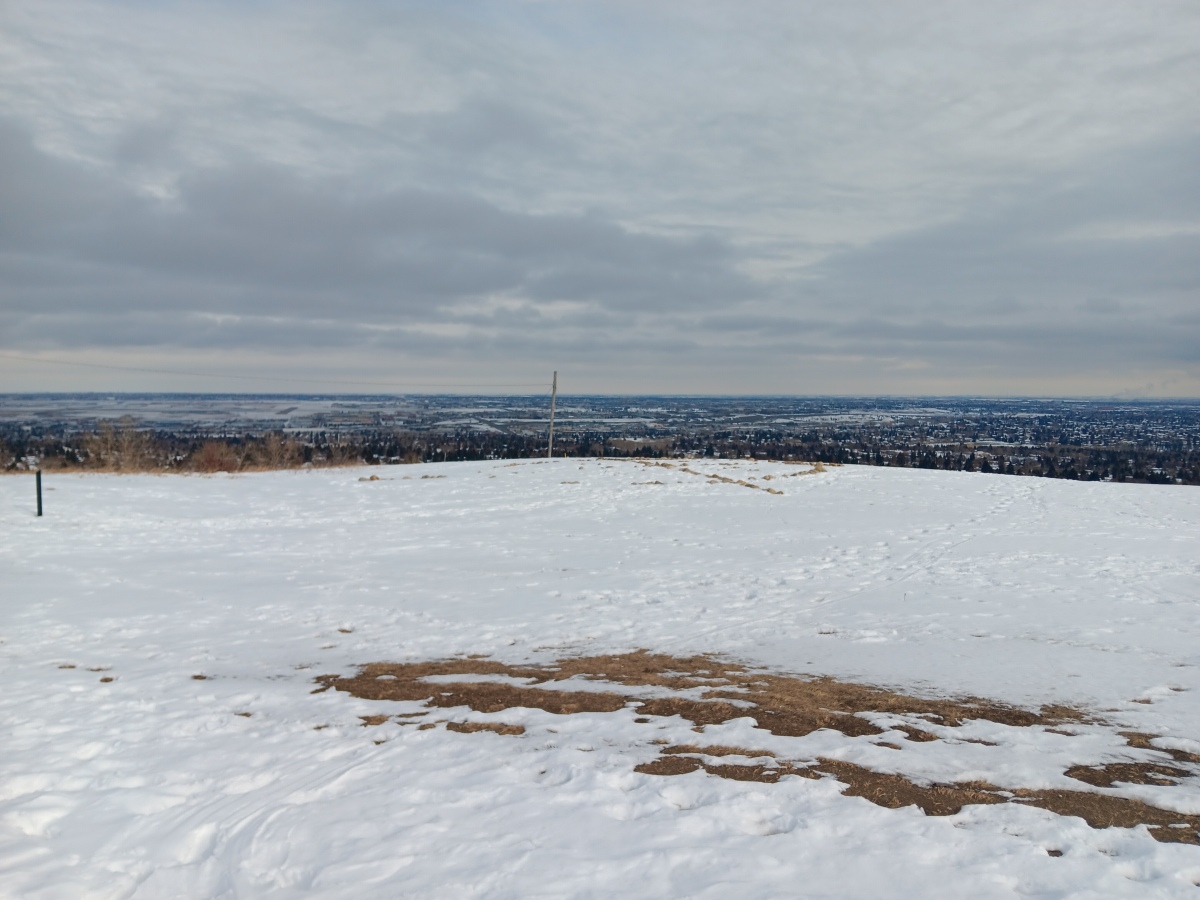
192,440,241,473
8,421,358,474
316,651,1200,844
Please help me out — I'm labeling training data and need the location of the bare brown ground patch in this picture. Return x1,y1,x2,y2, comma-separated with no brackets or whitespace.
1066,762,1192,788
316,651,1200,844
1122,731,1200,764
446,721,526,736
315,650,1060,738
642,747,1200,842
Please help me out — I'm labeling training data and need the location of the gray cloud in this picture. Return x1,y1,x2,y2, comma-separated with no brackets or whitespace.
793,133,1200,377
1,118,759,341
1,1,1198,395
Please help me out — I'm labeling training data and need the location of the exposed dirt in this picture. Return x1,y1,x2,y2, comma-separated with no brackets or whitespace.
1066,762,1192,787
640,746,1200,841
446,721,526,736
813,760,1006,817
315,650,1082,739
1013,788,1200,841
316,650,1200,844
1122,731,1200,764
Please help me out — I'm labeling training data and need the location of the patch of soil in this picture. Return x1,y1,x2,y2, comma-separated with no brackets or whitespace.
663,744,777,759
1013,789,1200,845
642,747,1200,842
316,650,1200,844
815,760,1007,817
1065,762,1192,787
647,745,1003,814
446,721,526,736
1122,732,1200,764
896,726,940,742
317,650,1081,740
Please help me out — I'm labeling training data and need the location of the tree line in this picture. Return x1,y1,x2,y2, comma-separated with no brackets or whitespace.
3,420,1197,485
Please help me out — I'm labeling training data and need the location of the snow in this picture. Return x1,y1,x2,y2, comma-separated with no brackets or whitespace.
2,458,1200,897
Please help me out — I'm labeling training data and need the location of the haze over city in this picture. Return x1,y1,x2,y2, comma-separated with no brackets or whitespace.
2,1,1198,396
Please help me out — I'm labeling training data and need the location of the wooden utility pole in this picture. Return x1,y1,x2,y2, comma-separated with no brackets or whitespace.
547,371,557,459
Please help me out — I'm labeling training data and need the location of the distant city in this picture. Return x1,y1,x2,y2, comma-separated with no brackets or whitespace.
2,393,1198,485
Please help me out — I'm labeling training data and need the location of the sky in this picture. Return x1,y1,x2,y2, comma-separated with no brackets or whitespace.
1,1,1198,397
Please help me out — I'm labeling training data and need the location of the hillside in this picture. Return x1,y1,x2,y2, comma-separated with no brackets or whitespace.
2,460,1199,897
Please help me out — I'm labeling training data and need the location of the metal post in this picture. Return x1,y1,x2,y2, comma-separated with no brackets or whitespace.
547,371,557,459
36,469,43,517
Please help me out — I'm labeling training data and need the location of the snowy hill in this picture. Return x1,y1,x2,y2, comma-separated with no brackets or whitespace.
3,459,1199,897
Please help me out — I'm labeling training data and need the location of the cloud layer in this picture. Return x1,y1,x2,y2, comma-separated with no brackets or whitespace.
2,1,1198,395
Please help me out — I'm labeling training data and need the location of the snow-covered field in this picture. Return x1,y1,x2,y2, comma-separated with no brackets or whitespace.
2,459,1199,898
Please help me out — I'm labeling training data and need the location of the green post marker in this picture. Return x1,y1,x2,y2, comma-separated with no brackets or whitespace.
36,469,43,517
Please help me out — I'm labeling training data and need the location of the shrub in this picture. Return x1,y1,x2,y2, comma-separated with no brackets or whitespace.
192,441,240,473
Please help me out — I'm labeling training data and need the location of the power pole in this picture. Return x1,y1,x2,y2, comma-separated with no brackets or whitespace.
548,371,557,459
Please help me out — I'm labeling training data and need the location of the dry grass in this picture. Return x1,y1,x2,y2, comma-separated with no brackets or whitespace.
6,422,378,475
315,650,1200,844
623,458,828,494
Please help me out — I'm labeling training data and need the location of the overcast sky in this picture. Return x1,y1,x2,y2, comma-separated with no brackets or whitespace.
2,1,1198,396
